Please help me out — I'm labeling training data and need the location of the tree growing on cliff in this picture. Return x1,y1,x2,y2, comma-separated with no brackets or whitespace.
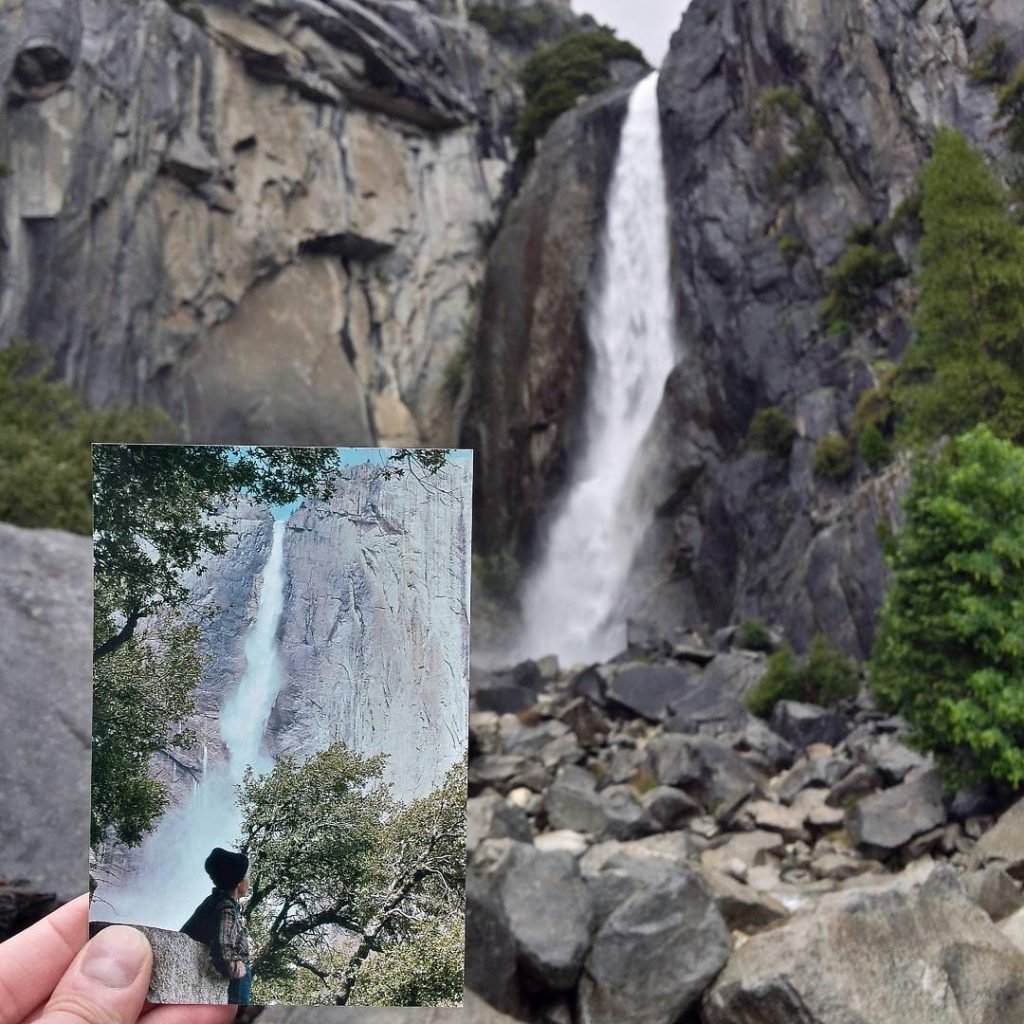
870,425,1024,788
238,744,465,1006
894,128,1024,443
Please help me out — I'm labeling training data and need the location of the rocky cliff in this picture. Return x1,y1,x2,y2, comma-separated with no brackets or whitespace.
472,0,1024,658
634,0,1019,656
0,0,532,446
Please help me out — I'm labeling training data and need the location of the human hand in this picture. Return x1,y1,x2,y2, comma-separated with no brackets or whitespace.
229,962,246,982
0,895,238,1024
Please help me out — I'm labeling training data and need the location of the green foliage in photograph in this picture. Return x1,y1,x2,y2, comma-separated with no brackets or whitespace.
819,244,906,331
858,424,892,472
517,28,646,160
894,128,1024,444
91,594,203,846
736,618,774,653
746,634,859,718
870,426,1024,787
0,342,165,535
243,747,466,1005
813,433,855,481
748,406,797,459
348,917,464,1007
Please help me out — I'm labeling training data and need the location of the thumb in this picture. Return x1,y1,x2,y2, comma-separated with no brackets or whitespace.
38,926,152,1024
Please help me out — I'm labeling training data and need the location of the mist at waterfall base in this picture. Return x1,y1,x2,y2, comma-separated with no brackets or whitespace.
514,73,678,668
101,512,290,930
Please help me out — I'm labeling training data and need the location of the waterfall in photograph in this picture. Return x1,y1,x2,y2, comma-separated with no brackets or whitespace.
516,72,678,666
101,516,290,929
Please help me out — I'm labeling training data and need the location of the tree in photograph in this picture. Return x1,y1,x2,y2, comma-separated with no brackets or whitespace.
870,425,1024,788
239,745,466,1006
894,128,1024,443
91,589,204,846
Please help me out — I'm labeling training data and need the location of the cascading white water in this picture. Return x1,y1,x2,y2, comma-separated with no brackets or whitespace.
100,515,290,929
515,72,678,666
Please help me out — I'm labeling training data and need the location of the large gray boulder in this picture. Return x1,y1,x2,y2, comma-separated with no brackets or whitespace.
0,524,91,906
579,851,730,1024
604,663,696,721
468,839,594,1007
648,733,764,810
467,795,533,853
704,865,1024,1023
845,767,947,854
969,795,1024,879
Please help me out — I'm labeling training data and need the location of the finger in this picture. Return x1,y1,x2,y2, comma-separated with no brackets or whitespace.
140,1003,237,1024
37,925,152,1024
0,895,89,1024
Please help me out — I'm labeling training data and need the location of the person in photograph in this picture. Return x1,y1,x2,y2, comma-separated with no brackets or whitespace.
180,848,253,1005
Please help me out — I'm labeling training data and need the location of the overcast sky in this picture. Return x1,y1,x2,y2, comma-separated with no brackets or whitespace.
572,0,692,66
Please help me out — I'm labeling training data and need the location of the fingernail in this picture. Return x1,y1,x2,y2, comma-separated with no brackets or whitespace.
80,927,151,989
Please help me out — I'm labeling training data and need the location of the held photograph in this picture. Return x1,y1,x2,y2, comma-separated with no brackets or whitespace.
88,445,471,1007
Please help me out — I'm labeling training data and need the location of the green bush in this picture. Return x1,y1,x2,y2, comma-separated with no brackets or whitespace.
858,425,892,471
755,86,804,126
0,343,166,534
814,433,855,481
819,244,907,330
997,66,1024,151
774,119,825,188
736,618,774,652
870,426,1024,787
468,2,571,49
748,406,797,459
894,128,1024,444
747,635,859,718
852,375,896,437
970,35,1012,87
777,234,805,265
517,29,647,161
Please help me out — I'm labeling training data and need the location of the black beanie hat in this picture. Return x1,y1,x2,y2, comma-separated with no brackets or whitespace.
205,847,249,891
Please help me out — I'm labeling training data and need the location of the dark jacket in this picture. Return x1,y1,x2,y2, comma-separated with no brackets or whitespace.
181,888,250,980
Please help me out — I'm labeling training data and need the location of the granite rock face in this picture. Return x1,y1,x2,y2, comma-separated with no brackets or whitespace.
0,523,91,906
0,0,522,447
630,0,1015,656
703,865,1024,1024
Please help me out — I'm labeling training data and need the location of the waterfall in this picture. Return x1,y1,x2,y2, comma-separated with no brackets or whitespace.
99,515,290,929
515,72,678,666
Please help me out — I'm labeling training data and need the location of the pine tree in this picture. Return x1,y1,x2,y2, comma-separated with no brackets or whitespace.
870,425,1024,788
896,128,1024,442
